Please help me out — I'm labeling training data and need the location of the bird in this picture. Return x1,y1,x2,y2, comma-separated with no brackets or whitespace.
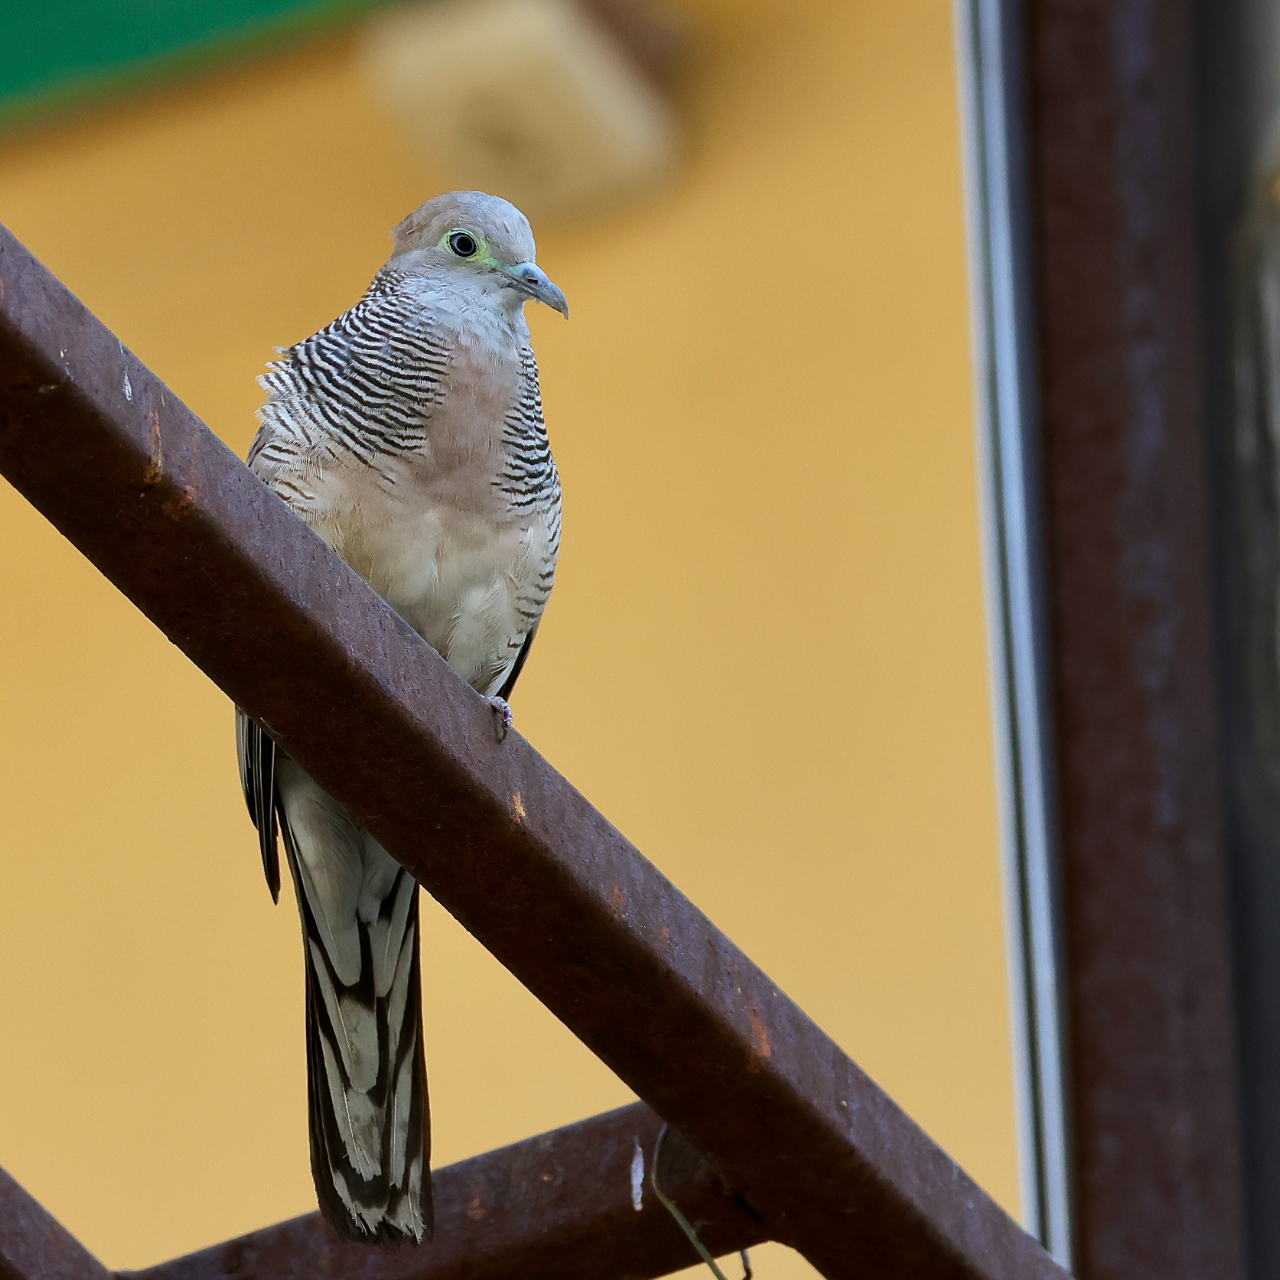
235,191,567,1246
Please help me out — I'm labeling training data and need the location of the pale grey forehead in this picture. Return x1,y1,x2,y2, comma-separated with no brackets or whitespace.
393,191,536,263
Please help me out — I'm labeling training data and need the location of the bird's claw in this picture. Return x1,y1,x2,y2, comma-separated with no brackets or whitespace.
487,696,514,742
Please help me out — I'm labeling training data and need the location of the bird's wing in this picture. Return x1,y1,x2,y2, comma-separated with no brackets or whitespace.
496,622,539,701
238,269,453,903
236,709,281,903
487,344,559,697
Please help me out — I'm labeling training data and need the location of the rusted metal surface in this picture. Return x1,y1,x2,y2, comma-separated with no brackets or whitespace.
0,1164,113,1280
123,1104,764,1280
1024,1,1247,1276
0,225,1066,1280
4,1105,761,1280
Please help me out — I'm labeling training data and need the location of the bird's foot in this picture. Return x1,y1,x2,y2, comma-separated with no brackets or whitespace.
487,696,514,742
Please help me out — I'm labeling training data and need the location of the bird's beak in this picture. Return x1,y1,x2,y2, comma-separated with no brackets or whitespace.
508,262,569,318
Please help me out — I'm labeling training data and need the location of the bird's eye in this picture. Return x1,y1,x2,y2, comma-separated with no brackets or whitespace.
448,230,479,258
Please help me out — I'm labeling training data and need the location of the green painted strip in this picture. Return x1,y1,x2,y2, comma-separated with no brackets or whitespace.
0,0,387,128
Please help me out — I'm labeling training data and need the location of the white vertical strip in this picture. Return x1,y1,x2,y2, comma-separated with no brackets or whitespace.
952,0,1073,1266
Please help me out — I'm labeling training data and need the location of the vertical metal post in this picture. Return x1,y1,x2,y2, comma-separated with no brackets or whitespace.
954,0,1073,1266
1024,2,1247,1275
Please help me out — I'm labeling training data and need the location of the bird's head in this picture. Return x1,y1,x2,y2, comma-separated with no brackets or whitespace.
390,191,569,319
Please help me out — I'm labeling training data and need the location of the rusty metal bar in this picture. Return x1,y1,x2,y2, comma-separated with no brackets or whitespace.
1023,1,1248,1276
1,1104,761,1280
121,1104,765,1280
0,225,1065,1280
0,1164,113,1280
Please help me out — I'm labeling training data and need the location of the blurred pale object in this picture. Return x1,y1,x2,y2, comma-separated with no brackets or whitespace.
361,0,679,216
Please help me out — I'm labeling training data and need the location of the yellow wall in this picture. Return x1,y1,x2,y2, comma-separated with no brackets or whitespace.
0,1,1017,1274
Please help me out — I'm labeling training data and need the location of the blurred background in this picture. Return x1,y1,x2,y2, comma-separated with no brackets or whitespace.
0,1,1013,1274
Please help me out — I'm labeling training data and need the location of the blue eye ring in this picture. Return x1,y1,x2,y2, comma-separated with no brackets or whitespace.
448,230,479,258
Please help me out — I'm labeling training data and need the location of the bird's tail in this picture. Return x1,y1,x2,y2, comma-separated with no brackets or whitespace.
237,712,432,1245
282,812,433,1245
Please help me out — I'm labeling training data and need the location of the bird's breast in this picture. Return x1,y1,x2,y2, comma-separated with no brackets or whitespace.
263,298,558,695
310,351,556,692
329,487,557,695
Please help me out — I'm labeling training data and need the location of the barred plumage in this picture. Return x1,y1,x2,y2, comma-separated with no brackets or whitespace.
496,347,559,509
236,191,567,1249
252,269,452,474
496,346,561,628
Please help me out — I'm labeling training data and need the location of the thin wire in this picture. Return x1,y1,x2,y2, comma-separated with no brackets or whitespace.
651,1125,753,1280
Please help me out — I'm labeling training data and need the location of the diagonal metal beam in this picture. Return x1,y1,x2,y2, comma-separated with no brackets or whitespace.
121,1104,764,1280
0,224,1065,1280
1,1105,760,1280
0,1164,113,1280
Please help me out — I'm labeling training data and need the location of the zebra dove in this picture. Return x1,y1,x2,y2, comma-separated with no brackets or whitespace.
236,191,566,1245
